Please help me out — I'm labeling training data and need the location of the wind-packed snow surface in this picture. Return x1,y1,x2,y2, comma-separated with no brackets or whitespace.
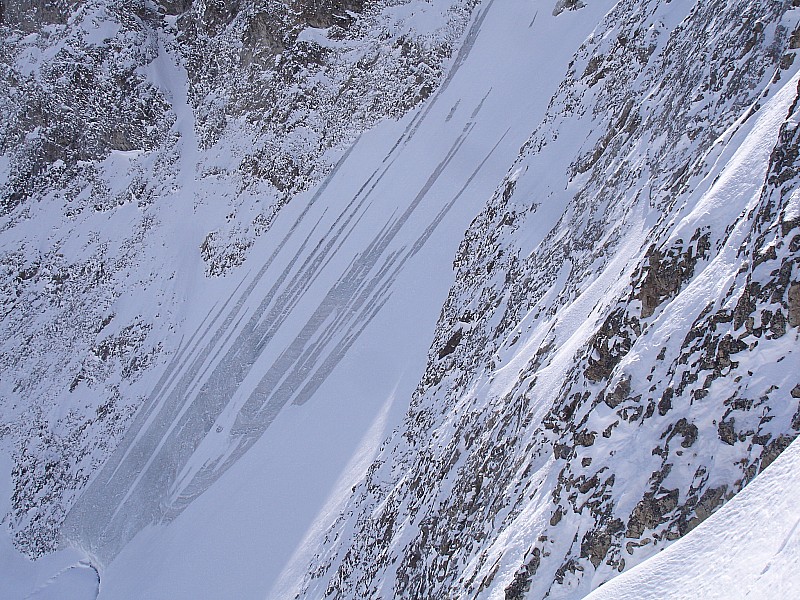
584,437,800,600
1,0,800,598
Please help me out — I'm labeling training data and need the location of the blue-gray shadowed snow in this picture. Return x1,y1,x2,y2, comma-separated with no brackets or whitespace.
61,0,503,562
3,0,799,596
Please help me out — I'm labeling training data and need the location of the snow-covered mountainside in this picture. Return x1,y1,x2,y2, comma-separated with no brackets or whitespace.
301,0,800,597
0,0,479,560
1,0,799,598
582,436,800,600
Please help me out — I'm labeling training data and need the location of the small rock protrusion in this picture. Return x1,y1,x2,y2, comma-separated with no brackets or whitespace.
718,419,736,445
626,490,679,538
788,282,800,327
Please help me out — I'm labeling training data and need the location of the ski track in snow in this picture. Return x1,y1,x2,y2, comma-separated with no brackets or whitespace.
62,0,509,562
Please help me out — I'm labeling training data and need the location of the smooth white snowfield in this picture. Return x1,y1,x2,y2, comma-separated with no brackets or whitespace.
585,437,800,600
56,1,621,598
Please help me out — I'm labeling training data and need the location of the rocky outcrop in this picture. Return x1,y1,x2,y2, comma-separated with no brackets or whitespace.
0,0,480,556
1,0,70,32
302,1,800,598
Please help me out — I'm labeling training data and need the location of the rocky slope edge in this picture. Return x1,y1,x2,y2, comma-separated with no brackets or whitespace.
301,1,800,598
0,0,478,557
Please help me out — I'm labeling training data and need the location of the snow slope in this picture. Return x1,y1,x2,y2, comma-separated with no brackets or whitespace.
301,0,800,598
0,0,481,558
1,0,800,598
62,0,602,597
585,437,800,600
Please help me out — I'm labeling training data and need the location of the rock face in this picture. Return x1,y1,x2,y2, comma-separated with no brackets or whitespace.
300,1,800,598
2,0,800,597
0,0,478,557
1,0,70,32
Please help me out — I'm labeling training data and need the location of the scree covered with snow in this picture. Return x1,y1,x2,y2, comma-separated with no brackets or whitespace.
1,0,800,598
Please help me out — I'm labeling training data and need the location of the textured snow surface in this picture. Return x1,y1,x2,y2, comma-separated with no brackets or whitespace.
2,0,800,598
0,448,98,600
73,0,571,595
585,437,800,600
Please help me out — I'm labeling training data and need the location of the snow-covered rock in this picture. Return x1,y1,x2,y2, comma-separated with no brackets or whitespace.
582,436,800,599
302,1,800,598
0,0,480,559
1,0,799,598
